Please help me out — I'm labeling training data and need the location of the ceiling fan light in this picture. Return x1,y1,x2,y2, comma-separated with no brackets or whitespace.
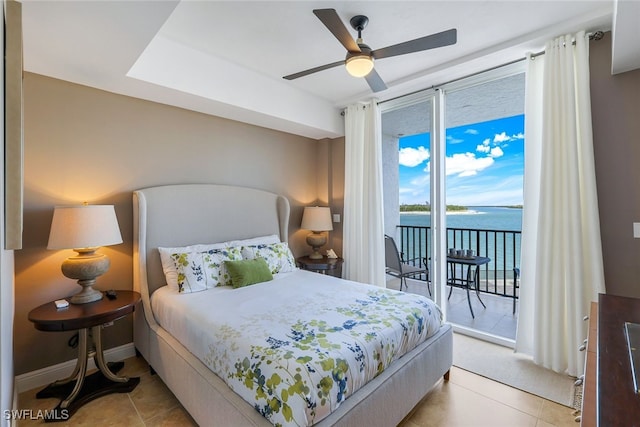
345,54,374,77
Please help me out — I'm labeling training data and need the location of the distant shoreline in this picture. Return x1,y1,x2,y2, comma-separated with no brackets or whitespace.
401,210,484,215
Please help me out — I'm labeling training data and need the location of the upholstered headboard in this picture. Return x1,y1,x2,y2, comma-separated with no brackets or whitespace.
133,184,290,298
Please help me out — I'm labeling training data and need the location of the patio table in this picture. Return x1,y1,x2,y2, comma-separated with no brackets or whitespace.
447,256,490,318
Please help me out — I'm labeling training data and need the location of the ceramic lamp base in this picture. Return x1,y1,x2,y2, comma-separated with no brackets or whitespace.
61,249,109,305
306,232,326,259
69,287,103,304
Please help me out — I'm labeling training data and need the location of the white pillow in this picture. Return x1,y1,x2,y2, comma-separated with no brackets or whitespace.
171,247,243,293
158,235,281,290
159,243,226,291
225,234,280,249
241,242,297,274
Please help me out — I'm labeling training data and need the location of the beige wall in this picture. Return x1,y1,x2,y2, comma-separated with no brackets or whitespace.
314,137,345,256
14,73,343,375
590,32,640,298
329,138,345,254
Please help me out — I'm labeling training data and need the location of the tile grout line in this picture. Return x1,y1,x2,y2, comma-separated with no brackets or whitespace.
127,392,146,426
448,368,546,421
456,382,543,423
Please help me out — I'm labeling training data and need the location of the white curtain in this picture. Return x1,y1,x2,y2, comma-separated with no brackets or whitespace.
516,31,605,377
343,100,386,287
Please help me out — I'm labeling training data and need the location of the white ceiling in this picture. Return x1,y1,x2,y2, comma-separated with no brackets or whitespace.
20,1,637,140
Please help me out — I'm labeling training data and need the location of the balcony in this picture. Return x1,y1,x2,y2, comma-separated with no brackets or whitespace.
390,225,521,340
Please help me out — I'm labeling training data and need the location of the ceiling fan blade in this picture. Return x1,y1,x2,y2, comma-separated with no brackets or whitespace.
372,28,457,60
283,60,344,80
313,9,361,53
365,68,387,93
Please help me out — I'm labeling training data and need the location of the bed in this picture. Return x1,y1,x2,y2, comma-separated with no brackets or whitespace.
133,184,453,426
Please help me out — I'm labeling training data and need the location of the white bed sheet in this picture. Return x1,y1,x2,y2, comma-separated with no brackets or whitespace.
151,269,443,426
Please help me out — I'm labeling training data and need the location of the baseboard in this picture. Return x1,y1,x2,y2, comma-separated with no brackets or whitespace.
14,342,136,394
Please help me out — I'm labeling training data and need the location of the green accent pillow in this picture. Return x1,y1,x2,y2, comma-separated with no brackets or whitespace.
225,258,273,289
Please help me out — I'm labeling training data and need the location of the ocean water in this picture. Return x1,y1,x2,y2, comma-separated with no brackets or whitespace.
399,206,522,273
400,206,522,231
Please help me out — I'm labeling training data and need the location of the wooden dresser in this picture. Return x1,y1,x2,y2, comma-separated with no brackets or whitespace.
582,294,640,426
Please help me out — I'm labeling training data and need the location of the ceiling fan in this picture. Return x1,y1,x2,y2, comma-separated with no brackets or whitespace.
283,9,457,93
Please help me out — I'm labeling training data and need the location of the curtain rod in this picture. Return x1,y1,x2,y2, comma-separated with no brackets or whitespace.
375,30,604,107
528,30,604,59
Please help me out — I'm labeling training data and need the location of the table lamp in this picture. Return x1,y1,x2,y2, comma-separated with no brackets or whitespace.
47,204,123,304
301,206,333,259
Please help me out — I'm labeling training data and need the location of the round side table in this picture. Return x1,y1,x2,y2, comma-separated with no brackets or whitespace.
297,256,344,277
28,290,141,421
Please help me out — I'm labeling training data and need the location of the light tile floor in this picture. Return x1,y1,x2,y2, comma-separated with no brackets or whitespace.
400,366,578,427
18,356,577,426
17,356,196,427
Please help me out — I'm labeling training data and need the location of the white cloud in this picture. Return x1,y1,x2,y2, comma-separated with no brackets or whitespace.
465,129,479,135
493,132,510,143
446,153,494,177
447,135,464,144
399,177,430,204
482,138,490,145
493,132,524,144
410,174,430,186
476,144,491,153
399,146,430,167
490,146,504,158
445,174,524,205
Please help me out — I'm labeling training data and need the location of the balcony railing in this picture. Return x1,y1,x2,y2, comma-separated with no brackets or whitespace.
396,225,521,303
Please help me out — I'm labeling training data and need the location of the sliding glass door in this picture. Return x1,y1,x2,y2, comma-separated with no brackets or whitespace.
443,72,524,342
381,93,437,302
381,63,525,344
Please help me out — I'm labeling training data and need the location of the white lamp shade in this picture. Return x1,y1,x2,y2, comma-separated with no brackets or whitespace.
47,205,123,250
345,55,374,77
301,206,333,232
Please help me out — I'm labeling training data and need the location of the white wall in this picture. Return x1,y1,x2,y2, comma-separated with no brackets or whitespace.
382,133,400,239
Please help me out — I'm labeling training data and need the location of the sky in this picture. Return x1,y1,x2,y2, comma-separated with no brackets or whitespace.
398,114,524,206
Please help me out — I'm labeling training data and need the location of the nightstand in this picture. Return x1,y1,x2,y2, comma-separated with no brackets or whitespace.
28,290,141,421
297,256,344,277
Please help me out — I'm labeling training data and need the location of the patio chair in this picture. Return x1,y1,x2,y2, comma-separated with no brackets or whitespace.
384,234,430,294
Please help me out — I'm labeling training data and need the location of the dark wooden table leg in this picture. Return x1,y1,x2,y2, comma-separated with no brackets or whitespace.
36,327,139,422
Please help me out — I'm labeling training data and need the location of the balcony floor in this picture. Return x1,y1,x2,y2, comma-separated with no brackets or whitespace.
387,277,518,341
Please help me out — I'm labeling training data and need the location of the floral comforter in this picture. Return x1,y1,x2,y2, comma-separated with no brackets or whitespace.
151,269,443,426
